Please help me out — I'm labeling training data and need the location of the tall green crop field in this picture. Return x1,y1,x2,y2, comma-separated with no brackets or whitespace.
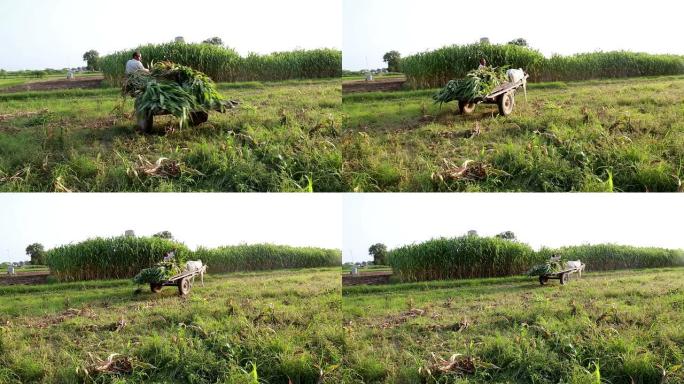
400,43,684,88
390,237,684,282
539,244,684,271
388,236,539,282
45,236,190,281
99,42,341,85
194,244,341,273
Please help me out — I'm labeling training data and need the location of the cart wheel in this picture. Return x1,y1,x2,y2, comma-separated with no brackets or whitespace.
458,100,476,115
560,273,569,285
189,111,209,127
539,276,549,285
150,283,162,293
497,92,514,116
137,112,153,133
178,278,190,296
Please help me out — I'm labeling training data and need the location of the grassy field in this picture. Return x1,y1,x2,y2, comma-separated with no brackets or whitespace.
0,73,102,89
342,73,406,81
0,79,341,192
0,268,341,383
341,268,684,383
342,75,684,192
0,265,50,273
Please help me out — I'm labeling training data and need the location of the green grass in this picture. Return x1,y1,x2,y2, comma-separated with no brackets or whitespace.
0,78,342,192
0,265,50,273
342,73,406,81
0,73,103,89
341,267,684,383
342,75,684,191
0,268,342,383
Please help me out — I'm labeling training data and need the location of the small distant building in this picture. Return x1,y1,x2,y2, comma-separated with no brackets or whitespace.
124,230,135,237
480,37,490,44
175,36,185,43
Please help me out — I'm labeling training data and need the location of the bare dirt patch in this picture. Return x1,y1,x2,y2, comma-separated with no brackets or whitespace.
1,77,104,93
342,78,406,94
0,271,50,285
342,271,393,286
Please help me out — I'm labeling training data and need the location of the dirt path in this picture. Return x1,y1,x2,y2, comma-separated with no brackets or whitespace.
0,271,50,285
342,271,393,286
0,77,105,93
342,78,406,94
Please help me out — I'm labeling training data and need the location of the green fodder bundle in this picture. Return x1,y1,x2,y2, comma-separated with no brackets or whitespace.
46,236,190,282
133,261,182,285
193,244,341,273
433,66,508,105
526,257,564,276
125,62,231,127
401,44,684,88
388,236,540,282
100,42,341,85
549,244,684,271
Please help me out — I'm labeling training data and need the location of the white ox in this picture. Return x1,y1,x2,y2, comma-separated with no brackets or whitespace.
506,68,525,83
185,260,206,286
566,260,585,277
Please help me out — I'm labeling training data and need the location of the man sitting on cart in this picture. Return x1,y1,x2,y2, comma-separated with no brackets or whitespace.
163,249,176,262
125,51,149,75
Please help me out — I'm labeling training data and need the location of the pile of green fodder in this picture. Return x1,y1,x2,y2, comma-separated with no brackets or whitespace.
388,236,539,282
124,61,236,128
133,261,182,285
539,244,684,271
433,66,509,105
193,244,341,273
100,42,342,84
46,236,190,281
401,43,684,88
526,257,565,276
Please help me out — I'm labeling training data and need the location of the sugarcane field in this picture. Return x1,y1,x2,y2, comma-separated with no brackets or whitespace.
0,0,342,193
0,193,343,383
342,0,684,192
341,194,684,384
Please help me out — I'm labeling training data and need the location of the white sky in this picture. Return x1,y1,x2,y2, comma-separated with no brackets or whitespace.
343,0,684,70
0,194,342,263
343,194,684,263
0,0,342,71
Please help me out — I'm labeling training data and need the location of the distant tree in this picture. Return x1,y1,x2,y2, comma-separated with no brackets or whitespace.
368,243,388,265
467,230,479,237
202,37,224,46
507,38,528,47
82,50,100,71
25,243,45,265
0,69,6,78
382,51,401,72
153,231,174,240
30,70,47,78
496,231,517,240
